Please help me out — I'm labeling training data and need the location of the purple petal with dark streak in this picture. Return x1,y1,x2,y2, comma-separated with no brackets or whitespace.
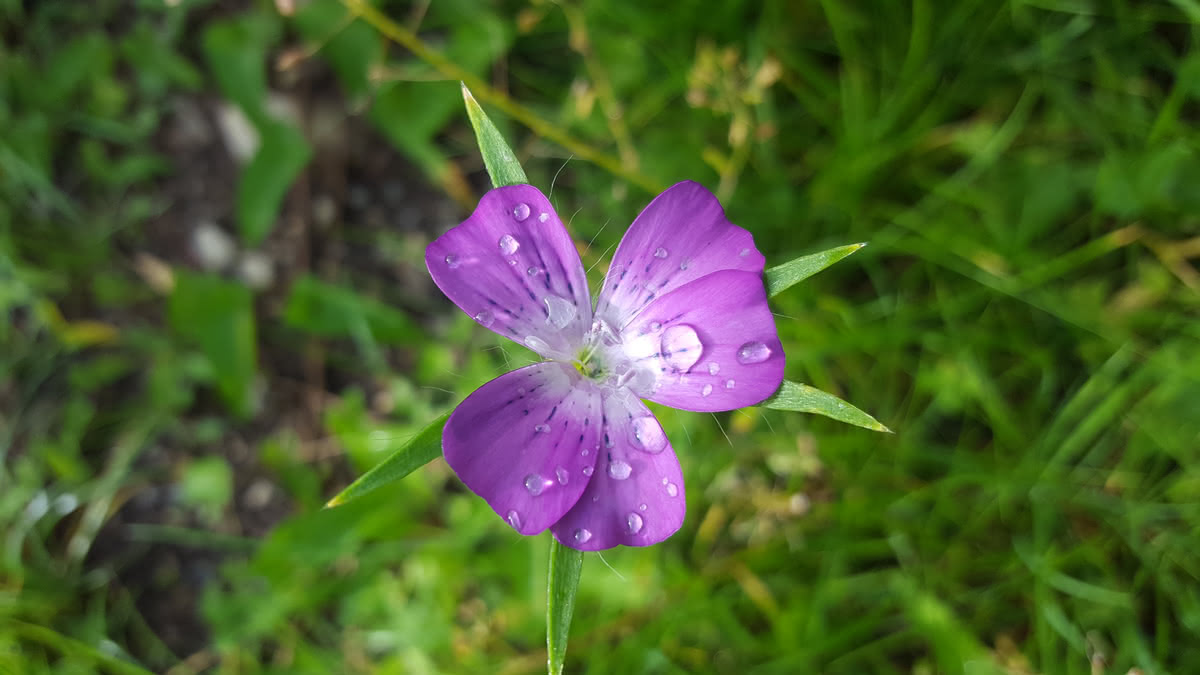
550,391,685,551
595,181,765,330
621,270,784,412
442,363,602,535
426,185,592,358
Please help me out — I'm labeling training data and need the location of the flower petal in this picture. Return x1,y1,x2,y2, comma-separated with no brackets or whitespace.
443,363,602,535
426,185,592,358
550,390,685,551
595,181,765,329
621,269,784,412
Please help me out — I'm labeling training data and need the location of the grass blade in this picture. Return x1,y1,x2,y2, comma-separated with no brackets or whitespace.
546,537,583,675
325,411,449,507
462,82,528,189
765,243,866,297
760,380,891,432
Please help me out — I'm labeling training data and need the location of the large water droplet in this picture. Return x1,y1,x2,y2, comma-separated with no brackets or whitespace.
498,234,520,255
474,309,495,327
444,253,460,269
506,510,522,529
626,512,644,534
573,528,592,544
556,467,569,485
666,482,679,497
725,379,736,389
512,203,531,221
662,324,703,371
608,459,632,480
654,247,668,259
524,335,552,353
582,466,594,476
631,416,667,453
524,473,547,496
701,383,713,397
534,423,551,434
736,341,772,365
707,362,720,375
538,212,549,223
544,295,578,330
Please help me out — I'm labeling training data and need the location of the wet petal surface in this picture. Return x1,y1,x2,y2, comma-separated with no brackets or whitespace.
426,185,592,358
595,181,765,329
621,270,784,412
442,362,602,535
550,391,685,550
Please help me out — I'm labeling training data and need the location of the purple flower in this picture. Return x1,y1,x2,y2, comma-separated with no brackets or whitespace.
425,181,784,550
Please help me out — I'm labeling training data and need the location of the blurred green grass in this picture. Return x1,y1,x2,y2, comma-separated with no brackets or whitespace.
2,0,1199,673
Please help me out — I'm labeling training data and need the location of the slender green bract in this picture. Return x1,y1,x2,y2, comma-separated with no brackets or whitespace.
325,411,450,507
765,242,866,298
761,380,891,432
462,82,529,189
546,538,584,675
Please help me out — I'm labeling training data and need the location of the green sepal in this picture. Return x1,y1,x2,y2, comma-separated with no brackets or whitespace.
760,380,891,432
546,538,584,675
765,243,866,297
461,82,529,188
325,412,449,507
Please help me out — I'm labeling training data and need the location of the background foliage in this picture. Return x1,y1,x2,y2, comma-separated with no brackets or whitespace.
3,0,1199,673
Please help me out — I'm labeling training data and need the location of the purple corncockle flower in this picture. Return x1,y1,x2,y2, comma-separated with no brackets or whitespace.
425,181,784,550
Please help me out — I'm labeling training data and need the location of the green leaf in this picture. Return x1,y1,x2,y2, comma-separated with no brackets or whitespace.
168,272,257,418
546,537,583,675
238,120,312,245
461,83,528,188
764,243,866,297
325,411,449,507
760,380,891,432
283,275,418,344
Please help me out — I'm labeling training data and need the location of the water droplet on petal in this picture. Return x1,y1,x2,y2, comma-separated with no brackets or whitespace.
649,321,663,333
534,423,551,434
654,247,668,259
666,482,679,497
725,379,736,389
512,203,531,221
506,510,522,529
639,503,647,511
544,295,578,330
701,383,713,397
736,341,772,365
573,528,593,544
679,259,690,271
556,467,569,485
498,234,520,255
444,253,459,268
581,448,590,457
473,309,495,327
527,266,541,276
739,247,751,257
631,416,667,453
538,212,549,223
626,512,644,534
582,466,594,476
524,474,546,496
517,387,527,396
508,259,517,266
524,335,552,353
662,324,703,371
707,362,720,375
608,459,632,480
